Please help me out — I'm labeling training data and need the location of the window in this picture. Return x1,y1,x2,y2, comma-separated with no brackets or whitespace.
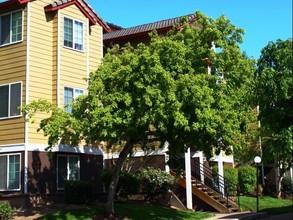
57,155,79,189
0,82,21,119
0,10,22,46
64,17,83,51
0,154,21,191
64,87,84,113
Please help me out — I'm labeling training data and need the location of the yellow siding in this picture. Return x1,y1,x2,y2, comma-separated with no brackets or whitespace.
0,0,104,146
59,4,89,109
0,6,27,145
89,25,103,73
27,0,55,144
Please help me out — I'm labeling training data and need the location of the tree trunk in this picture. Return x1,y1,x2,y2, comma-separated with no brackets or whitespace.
106,141,134,216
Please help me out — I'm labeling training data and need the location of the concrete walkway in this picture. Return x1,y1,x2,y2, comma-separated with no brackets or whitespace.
204,211,293,220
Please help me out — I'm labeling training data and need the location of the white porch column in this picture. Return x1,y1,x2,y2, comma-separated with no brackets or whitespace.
185,147,193,210
164,141,170,173
198,151,204,183
218,149,225,195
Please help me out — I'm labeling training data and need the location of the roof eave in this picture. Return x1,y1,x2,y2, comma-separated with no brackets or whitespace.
44,0,111,33
0,0,31,8
103,26,172,43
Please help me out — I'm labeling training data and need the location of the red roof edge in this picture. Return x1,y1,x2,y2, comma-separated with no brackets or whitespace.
44,0,111,33
0,0,31,8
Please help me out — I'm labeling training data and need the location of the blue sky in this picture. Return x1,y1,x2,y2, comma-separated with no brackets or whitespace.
87,0,292,59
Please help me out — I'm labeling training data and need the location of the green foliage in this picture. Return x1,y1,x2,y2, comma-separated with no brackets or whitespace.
64,180,94,204
119,171,141,195
102,168,174,198
238,165,256,195
136,167,175,194
0,202,16,220
212,165,238,196
101,169,141,195
256,38,293,174
281,175,293,194
23,11,257,214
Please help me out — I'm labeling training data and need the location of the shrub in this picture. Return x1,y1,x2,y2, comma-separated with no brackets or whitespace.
101,169,141,196
0,202,16,220
119,171,141,195
212,165,238,196
101,168,113,191
136,167,175,194
64,180,94,204
238,165,256,195
282,175,293,193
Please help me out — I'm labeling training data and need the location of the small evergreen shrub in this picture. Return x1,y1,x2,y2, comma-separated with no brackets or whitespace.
0,202,16,220
238,165,256,195
119,171,141,195
64,180,94,204
136,167,175,194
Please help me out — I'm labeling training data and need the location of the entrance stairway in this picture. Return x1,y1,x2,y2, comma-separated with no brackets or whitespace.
170,164,240,213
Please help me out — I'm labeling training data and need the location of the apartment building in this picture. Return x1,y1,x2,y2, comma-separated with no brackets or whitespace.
0,0,110,206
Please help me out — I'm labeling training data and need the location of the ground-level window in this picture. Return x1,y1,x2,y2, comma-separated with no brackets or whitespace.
57,155,80,189
64,87,84,113
0,154,21,191
0,10,22,46
0,82,21,119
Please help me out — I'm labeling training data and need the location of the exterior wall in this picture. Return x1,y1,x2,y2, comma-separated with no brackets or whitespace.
27,151,104,195
0,4,27,145
58,4,89,109
27,0,55,144
89,24,103,73
104,154,166,171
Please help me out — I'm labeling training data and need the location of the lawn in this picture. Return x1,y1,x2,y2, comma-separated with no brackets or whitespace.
37,202,214,220
37,196,292,220
239,196,293,215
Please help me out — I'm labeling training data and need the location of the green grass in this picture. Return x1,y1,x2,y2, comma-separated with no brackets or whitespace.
37,196,292,220
37,202,214,220
239,196,293,215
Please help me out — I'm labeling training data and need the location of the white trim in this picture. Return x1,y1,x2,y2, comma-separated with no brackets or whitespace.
0,9,23,47
63,16,84,52
0,153,22,192
57,10,61,107
86,17,90,84
0,81,22,120
57,154,80,190
100,26,103,58
0,144,25,152
24,2,31,194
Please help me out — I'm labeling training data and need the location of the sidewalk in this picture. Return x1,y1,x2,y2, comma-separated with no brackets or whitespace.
205,211,268,220
205,211,292,220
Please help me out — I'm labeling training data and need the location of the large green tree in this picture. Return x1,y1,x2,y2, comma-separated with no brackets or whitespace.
23,11,256,216
256,38,293,197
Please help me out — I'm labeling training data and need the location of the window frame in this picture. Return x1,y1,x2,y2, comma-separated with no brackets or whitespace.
0,10,23,47
63,16,84,52
0,81,22,120
57,155,80,190
64,86,84,113
0,153,21,191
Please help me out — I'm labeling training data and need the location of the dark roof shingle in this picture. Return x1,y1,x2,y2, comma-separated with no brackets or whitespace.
104,13,196,41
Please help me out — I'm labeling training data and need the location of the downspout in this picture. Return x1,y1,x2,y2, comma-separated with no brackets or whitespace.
24,1,31,194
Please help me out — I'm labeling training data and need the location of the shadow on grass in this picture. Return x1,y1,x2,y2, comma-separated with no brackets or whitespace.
36,202,214,220
261,205,293,215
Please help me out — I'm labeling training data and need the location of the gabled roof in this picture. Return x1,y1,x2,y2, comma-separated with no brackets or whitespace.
0,0,31,8
44,0,110,32
104,13,196,42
